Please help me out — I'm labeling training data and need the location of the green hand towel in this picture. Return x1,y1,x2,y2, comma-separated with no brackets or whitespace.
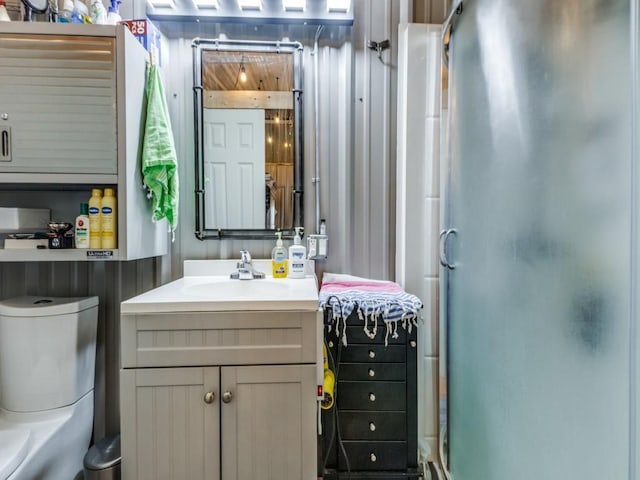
142,64,179,236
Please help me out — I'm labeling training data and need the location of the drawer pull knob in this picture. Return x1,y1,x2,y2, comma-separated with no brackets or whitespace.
222,391,233,403
368,350,375,358
369,392,376,402
370,453,377,462
369,422,376,432
368,368,375,377
410,340,417,348
329,341,334,348
204,391,215,404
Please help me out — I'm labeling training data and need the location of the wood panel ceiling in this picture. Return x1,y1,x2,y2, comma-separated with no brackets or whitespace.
202,50,293,91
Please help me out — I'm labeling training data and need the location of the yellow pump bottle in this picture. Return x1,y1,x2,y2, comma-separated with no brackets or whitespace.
271,231,288,278
101,188,117,249
88,188,102,249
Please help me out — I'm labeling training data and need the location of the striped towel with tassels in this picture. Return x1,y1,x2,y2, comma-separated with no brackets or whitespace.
319,273,422,346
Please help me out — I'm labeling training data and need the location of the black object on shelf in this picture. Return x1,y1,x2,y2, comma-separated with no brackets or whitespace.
321,309,419,480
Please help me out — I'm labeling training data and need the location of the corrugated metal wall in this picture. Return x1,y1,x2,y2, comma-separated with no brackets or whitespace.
156,0,408,282
0,0,453,443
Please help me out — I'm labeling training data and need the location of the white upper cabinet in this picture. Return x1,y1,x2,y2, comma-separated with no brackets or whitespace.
0,24,168,261
0,28,117,175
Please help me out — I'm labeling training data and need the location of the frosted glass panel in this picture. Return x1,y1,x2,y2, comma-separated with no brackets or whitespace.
446,1,632,479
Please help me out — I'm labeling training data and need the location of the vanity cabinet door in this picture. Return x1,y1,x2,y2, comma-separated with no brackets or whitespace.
120,367,220,480
220,364,317,480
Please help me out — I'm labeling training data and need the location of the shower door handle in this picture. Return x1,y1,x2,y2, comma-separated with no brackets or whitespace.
439,228,457,270
442,0,464,67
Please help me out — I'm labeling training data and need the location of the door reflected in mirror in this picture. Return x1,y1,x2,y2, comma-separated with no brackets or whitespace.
193,41,303,239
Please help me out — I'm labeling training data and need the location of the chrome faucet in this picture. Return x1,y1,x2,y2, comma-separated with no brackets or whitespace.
230,250,265,280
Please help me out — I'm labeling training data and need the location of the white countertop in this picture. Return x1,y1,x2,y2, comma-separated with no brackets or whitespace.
121,260,319,314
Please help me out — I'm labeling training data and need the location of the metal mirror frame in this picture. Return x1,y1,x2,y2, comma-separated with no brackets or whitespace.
192,38,304,240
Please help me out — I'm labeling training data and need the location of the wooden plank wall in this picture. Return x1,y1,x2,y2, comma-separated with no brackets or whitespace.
413,0,452,24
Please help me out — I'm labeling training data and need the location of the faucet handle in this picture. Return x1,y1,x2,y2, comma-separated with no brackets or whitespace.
240,250,251,263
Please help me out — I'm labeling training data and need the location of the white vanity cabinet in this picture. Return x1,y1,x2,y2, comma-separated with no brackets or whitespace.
120,307,321,480
0,23,168,261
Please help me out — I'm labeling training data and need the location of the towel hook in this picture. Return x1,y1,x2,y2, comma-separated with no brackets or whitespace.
367,39,390,64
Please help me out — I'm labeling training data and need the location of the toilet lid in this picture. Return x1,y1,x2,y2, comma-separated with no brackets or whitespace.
0,427,30,480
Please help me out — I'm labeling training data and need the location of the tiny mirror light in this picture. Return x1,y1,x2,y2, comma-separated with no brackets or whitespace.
282,0,304,11
194,0,218,8
327,0,349,12
239,65,247,83
237,0,261,10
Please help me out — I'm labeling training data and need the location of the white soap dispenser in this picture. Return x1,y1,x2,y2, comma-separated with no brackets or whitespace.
288,227,306,278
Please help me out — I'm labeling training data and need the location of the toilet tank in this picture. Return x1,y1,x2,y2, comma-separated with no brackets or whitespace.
0,296,99,412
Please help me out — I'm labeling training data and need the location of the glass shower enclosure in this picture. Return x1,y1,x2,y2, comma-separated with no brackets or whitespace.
441,0,640,478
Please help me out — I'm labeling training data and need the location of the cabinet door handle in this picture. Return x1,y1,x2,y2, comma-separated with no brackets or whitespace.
370,453,377,462
368,368,375,377
1,128,9,160
204,391,215,404
222,391,233,403
369,392,376,402
369,422,376,432
368,350,375,359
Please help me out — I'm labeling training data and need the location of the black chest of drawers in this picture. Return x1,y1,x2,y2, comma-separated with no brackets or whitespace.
321,310,419,479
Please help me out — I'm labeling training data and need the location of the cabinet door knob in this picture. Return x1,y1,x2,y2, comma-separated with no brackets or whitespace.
368,368,375,377
368,349,375,358
369,392,376,402
370,453,377,462
369,422,376,432
410,340,417,348
222,391,233,403
204,391,215,404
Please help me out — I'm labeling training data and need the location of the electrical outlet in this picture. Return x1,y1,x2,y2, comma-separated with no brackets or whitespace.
307,234,328,259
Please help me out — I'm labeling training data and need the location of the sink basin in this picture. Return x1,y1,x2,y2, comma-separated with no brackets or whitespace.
182,278,289,298
121,260,319,314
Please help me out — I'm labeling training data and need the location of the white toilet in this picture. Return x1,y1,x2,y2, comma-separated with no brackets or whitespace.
0,296,99,480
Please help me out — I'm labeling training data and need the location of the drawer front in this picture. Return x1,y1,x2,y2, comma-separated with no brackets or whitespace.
339,411,406,440
339,344,406,363
121,311,319,368
339,441,407,471
337,381,406,411
339,363,406,381
342,325,407,345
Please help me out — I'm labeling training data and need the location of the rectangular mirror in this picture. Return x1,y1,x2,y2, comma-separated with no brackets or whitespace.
192,38,304,239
